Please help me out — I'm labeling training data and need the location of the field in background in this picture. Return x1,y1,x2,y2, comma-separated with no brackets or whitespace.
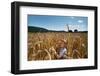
28,32,88,61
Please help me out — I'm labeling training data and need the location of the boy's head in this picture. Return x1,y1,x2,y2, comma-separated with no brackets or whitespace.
58,39,67,48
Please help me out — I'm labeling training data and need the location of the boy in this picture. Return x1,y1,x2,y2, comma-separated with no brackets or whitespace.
56,39,68,59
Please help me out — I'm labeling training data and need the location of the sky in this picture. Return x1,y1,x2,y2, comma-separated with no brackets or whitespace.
28,15,88,31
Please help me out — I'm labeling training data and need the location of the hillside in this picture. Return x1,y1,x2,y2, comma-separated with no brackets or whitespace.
28,26,49,32
28,26,87,33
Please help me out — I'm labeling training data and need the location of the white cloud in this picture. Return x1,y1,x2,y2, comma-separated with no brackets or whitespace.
78,20,83,23
67,24,86,31
70,16,74,19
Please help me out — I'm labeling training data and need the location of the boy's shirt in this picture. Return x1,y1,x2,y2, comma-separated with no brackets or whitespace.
59,48,67,58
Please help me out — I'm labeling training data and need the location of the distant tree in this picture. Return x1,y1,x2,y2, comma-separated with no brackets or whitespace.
69,30,73,32
74,29,78,32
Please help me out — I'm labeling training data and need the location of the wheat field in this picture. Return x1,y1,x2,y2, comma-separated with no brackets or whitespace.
28,32,88,61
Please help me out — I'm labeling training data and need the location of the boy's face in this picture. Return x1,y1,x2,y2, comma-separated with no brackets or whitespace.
58,40,65,48
60,42,65,48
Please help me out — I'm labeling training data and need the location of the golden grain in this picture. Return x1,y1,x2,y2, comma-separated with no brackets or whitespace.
28,32,88,61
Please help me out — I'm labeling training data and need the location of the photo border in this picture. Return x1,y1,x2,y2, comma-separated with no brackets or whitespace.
11,1,98,74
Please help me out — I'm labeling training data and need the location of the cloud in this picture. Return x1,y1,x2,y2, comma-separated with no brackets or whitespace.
70,16,75,19
78,20,83,23
67,24,86,31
